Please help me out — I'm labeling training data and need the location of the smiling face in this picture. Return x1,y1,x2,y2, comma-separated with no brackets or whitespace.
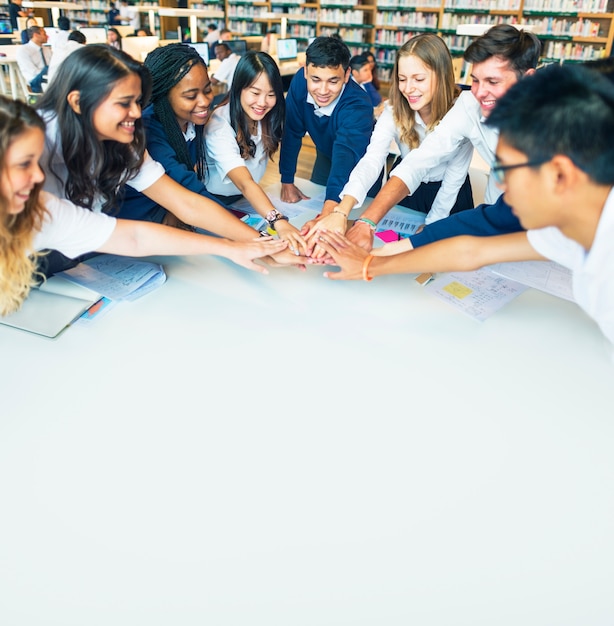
90,73,143,143
168,63,213,133
495,137,552,231
470,56,519,118
305,63,349,108
1,126,45,215
397,54,436,123
352,64,372,85
240,71,276,124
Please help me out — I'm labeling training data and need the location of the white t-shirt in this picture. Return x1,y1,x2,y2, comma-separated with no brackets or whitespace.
340,104,473,224
41,112,165,212
46,40,83,84
390,91,501,205
203,103,268,196
33,191,117,258
527,188,614,348
212,53,239,87
120,4,139,29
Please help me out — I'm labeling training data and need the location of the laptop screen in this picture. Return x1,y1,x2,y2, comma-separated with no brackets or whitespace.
0,19,13,34
77,27,108,44
277,38,298,62
189,42,209,65
225,39,247,56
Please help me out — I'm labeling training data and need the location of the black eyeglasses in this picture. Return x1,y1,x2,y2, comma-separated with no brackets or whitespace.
491,159,548,185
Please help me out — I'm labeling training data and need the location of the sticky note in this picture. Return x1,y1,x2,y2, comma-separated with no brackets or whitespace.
443,281,473,299
375,229,399,243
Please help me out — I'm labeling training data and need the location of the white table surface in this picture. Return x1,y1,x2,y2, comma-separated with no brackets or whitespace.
1,180,613,625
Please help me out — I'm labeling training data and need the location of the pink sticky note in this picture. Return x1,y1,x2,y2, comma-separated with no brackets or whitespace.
375,229,399,243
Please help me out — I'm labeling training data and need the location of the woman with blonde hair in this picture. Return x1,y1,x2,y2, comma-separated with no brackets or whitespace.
305,33,474,255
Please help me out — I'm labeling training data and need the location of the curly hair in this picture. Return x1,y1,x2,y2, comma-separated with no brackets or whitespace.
144,43,209,182
389,33,459,150
36,44,151,215
0,97,47,316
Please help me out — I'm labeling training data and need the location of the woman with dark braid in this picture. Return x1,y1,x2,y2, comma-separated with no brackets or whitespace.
35,45,305,269
120,42,234,227
204,51,308,255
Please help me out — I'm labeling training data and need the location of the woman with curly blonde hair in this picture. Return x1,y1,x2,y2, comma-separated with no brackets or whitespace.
0,97,47,315
311,33,474,257
0,96,288,316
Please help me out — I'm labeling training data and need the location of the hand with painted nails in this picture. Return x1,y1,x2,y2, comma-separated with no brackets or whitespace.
272,218,309,256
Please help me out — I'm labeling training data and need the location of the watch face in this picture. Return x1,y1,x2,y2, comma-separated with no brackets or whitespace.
266,210,280,223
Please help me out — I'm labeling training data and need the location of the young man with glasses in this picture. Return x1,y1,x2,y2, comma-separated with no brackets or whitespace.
317,64,614,353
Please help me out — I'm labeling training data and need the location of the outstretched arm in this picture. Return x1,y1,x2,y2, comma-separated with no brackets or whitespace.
142,174,261,242
226,165,308,255
316,229,544,281
345,176,410,251
98,219,287,274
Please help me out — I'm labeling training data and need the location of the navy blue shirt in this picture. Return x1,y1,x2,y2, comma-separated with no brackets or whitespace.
120,106,229,222
279,67,374,203
409,194,522,247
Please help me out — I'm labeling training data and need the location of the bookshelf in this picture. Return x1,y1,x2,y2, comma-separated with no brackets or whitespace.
187,0,614,81
10,0,610,77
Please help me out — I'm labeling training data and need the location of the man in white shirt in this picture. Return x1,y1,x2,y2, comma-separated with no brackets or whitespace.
205,23,220,48
344,24,541,251
15,24,50,93
210,42,239,90
46,30,85,84
119,0,140,31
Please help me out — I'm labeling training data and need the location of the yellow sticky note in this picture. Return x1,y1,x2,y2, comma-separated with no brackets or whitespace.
443,281,472,299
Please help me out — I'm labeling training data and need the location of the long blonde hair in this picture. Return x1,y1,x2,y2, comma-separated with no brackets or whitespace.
0,96,47,316
389,33,459,149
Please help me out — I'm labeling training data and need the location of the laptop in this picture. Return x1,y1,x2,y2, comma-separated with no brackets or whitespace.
277,38,298,63
188,42,209,65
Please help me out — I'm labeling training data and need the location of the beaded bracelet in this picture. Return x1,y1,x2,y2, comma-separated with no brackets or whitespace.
332,209,348,218
356,217,377,231
362,254,375,282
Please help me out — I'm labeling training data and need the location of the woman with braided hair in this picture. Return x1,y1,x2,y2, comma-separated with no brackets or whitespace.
120,42,236,226
204,50,308,255
35,44,306,272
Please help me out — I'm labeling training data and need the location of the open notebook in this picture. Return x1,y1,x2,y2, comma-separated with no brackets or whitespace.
0,276,102,339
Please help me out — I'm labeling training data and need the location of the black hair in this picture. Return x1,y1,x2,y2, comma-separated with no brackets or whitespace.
228,50,285,160
464,24,541,77
349,53,369,72
36,44,151,213
57,16,70,31
26,25,42,39
306,36,351,71
144,43,209,181
486,64,614,185
108,27,122,44
68,30,85,44
214,42,231,54
582,56,614,83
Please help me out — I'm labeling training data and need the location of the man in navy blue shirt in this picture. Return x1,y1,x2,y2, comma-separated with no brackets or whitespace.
279,36,373,222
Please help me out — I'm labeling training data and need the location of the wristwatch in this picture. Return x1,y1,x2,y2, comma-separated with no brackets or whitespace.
266,209,289,228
